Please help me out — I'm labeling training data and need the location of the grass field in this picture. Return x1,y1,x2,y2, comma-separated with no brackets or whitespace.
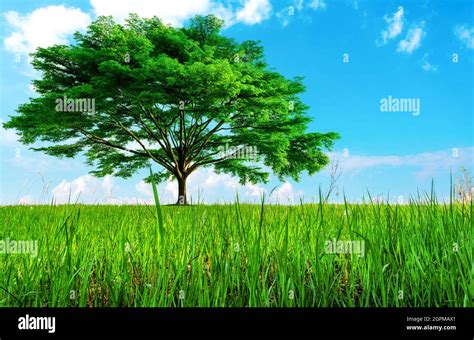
0,190,472,308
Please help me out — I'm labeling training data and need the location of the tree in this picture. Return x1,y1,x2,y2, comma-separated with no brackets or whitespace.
4,14,339,205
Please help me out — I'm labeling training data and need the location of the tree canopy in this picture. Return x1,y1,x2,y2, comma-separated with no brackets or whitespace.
4,14,339,204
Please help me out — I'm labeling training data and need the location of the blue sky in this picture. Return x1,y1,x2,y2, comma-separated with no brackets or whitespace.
0,0,472,205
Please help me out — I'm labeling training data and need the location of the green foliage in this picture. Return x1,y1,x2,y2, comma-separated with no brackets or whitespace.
3,14,339,202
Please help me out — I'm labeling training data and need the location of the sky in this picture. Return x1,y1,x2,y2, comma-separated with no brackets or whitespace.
0,0,473,205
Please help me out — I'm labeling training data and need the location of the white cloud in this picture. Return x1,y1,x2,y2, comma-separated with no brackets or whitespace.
0,120,20,146
18,195,35,205
102,175,114,196
275,11,290,27
133,168,306,205
209,3,236,27
91,0,270,27
50,174,152,205
40,168,306,205
136,180,153,197
276,0,326,27
272,182,304,204
28,83,38,94
135,179,177,203
52,174,116,203
276,4,297,27
309,0,326,11
163,181,179,201
133,168,273,204
330,147,473,179
91,0,212,26
295,0,305,11
397,22,425,54
9,146,472,205
202,170,240,189
122,140,156,156
245,182,266,198
350,0,359,10
421,53,438,72
41,174,151,204
379,6,404,44
3,6,91,54
421,61,437,71
175,168,258,203
454,25,474,49
235,0,272,25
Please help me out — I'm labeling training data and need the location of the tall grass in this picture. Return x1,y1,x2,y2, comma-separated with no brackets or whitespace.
0,193,471,307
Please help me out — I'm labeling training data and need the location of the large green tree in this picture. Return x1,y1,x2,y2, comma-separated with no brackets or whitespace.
4,14,339,204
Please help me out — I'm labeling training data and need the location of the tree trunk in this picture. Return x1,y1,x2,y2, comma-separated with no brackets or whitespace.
177,176,187,205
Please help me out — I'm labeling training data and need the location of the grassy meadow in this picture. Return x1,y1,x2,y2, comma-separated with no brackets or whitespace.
0,192,472,308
